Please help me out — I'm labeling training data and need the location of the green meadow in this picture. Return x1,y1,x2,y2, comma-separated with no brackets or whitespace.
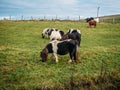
0,20,120,90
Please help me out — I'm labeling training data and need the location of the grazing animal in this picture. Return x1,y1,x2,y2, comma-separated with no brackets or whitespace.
88,20,97,28
41,28,57,38
42,28,64,40
86,17,94,22
40,39,78,63
61,29,81,46
86,17,97,28
48,29,64,41
41,28,50,38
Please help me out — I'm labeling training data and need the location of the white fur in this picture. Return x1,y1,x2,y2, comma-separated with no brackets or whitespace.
51,40,58,53
69,59,72,63
77,29,81,34
42,28,50,38
42,28,64,40
94,18,99,23
42,28,49,34
51,40,59,62
50,30,62,40
53,53,58,62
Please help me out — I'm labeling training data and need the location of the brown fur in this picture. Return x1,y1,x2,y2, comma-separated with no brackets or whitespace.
88,20,97,28
40,48,48,61
76,51,80,63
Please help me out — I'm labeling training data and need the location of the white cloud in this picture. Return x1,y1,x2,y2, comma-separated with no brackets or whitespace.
56,0,78,5
0,0,120,19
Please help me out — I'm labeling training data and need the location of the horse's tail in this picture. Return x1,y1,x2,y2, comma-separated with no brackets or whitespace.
74,40,79,47
75,51,79,63
76,33,81,47
75,41,79,62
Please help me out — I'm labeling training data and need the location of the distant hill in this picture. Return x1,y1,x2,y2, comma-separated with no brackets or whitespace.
99,14,120,19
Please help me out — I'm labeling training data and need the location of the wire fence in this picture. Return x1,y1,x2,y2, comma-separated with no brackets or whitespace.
1,15,120,23
2,15,82,21
100,18,120,23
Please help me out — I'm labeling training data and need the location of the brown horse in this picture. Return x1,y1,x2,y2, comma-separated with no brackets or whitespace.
86,17,97,28
88,20,97,28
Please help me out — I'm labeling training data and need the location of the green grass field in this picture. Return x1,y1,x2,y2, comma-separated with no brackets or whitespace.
0,20,120,90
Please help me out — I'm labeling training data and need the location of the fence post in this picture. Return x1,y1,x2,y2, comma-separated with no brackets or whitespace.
113,18,115,23
56,15,57,20
31,16,33,20
9,15,11,20
67,16,69,20
21,15,23,20
44,16,46,20
79,16,80,21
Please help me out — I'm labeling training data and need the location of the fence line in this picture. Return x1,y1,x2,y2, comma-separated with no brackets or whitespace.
2,15,82,21
100,18,120,23
1,15,120,23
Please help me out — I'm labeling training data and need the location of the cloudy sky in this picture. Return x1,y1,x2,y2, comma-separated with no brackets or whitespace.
0,0,120,20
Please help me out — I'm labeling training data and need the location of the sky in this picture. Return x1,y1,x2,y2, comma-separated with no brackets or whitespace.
0,0,120,20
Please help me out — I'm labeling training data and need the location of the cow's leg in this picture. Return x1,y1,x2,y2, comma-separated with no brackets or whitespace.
53,53,58,63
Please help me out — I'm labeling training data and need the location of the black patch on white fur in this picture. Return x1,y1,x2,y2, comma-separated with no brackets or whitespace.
59,30,64,36
46,43,53,53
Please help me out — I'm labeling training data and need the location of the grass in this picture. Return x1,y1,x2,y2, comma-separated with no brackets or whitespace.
0,20,120,90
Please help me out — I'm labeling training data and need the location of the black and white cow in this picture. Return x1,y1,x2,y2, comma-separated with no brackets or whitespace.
61,29,81,46
40,39,79,63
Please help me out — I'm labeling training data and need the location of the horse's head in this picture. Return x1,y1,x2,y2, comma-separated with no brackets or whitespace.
40,48,48,62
